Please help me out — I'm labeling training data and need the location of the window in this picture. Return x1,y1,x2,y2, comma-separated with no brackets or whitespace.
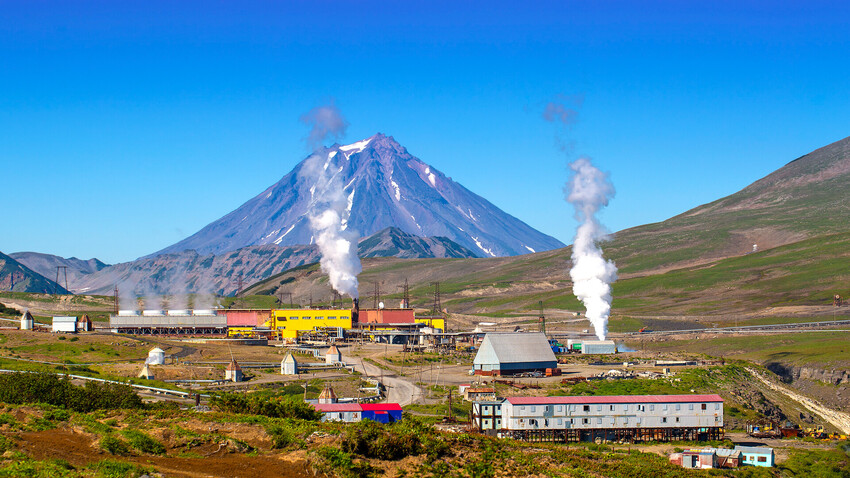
557,418,562,425
557,405,563,412
544,406,549,413
662,417,667,423
701,403,707,410
663,404,668,411
596,418,602,425
715,403,720,410
316,316,324,321
327,316,335,320
530,406,536,413
610,405,615,411
596,405,602,412
291,316,298,320
582,418,589,424
570,405,576,412
650,404,655,411
676,404,681,411
757,457,767,463
624,417,629,423
688,404,694,411
339,413,344,419
583,405,590,412
675,417,680,423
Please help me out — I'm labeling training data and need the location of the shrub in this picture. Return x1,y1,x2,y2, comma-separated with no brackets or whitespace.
89,459,152,478
0,373,143,412
314,447,375,478
266,424,296,449
209,391,321,420
121,430,165,455
341,420,420,461
99,436,131,456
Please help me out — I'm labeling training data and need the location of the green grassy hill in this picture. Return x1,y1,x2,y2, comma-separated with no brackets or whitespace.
245,135,850,321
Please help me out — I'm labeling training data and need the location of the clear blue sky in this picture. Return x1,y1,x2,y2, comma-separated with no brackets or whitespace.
3,1,849,264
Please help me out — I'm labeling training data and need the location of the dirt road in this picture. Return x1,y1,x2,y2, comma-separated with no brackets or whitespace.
342,349,423,406
746,367,850,434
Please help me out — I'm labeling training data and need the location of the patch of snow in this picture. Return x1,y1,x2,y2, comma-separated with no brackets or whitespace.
240,215,248,222
470,235,496,257
524,245,536,253
424,167,436,187
410,214,422,231
341,188,355,230
328,150,338,159
457,226,464,232
266,191,273,199
344,177,356,191
263,228,281,240
339,137,372,153
391,180,401,201
309,184,316,199
273,225,296,244
468,208,477,222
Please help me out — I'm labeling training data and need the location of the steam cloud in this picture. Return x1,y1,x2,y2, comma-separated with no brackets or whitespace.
301,102,362,299
566,157,618,340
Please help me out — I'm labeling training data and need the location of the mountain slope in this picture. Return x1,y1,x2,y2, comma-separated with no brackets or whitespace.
358,227,478,259
155,133,564,258
245,135,850,318
10,252,108,289
0,252,70,294
63,228,479,296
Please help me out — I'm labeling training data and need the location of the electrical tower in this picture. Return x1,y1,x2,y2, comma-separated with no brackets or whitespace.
430,281,442,315
55,266,68,292
397,278,410,308
372,281,382,309
277,290,293,308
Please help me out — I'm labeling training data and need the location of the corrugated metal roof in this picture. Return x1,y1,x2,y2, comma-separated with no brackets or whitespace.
360,403,403,411
312,403,362,412
473,333,557,366
506,394,723,405
735,446,773,454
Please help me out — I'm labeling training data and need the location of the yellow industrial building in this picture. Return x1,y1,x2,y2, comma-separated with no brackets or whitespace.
263,308,353,340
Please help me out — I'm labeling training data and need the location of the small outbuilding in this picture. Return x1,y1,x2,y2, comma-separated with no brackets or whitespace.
581,340,617,354
736,446,774,467
225,359,243,382
472,332,557,376
313,403,362,422
325,345,342,364
318,384,338,404
281,352,299,375
360,403,403,424
464,387,497,401
138,363,155,380
52,316,77,333
78,314,93,332
20,311,33,330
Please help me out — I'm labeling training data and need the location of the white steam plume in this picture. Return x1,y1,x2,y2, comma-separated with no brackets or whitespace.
300,102,362,299
566,157,617,340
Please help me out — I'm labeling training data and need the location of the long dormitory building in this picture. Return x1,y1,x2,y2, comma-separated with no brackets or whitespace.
475,394,724,443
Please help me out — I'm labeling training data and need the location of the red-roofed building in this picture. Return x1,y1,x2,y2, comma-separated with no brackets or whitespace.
360,403,403,423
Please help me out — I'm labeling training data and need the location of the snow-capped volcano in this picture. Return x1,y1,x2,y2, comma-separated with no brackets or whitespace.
156,133,564,257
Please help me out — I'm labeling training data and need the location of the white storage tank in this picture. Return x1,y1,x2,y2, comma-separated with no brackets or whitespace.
143,310,165,317
192,309,215,316
166,309,190,316
581,340,617,354
118,310,139,316
147,347,166,365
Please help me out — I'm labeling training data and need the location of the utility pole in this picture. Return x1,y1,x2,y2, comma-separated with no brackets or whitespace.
113,285,119,315
538,300,546,335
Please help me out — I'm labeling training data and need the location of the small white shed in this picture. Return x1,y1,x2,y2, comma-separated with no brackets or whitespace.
20,311,33,330
281,352,299,375
52,316,77,333
325,345,342,364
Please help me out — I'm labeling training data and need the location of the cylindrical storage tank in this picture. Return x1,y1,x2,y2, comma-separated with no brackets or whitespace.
118,310,140,316
143,310,165,317
192,309,215,316
20,313,33,330
167,309,190,316
147,347,166,365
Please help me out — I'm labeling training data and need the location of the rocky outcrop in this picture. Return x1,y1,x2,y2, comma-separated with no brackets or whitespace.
766,362,850,385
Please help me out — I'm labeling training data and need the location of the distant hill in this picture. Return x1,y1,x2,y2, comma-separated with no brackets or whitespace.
358,227,478,259
245,135,850,319
10,252,108,289
51,228,480,296
0,252,69,294
154,133,564,258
